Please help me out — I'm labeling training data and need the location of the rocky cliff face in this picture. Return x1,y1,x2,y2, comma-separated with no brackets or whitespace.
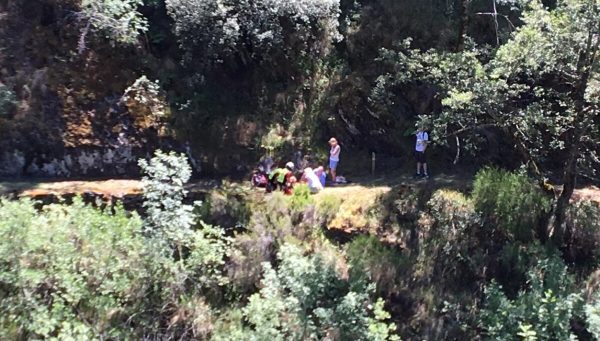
0,0,168,177
0,0,509,179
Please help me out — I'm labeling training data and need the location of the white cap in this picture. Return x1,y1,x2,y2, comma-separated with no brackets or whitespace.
285,162,295,170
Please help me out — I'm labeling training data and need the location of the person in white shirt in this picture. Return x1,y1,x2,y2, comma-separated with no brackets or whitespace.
301,167,324,193
415,127,429,178
328,137,341,183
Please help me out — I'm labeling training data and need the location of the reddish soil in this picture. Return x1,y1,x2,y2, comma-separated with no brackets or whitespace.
572,186,600,204
1,178,599,204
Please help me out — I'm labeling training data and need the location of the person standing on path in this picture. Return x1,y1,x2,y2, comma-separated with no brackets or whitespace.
415,127,429,178
329,137,341,183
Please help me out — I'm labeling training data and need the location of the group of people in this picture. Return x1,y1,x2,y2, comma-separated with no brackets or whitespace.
252,138,340,195
252,127,430,195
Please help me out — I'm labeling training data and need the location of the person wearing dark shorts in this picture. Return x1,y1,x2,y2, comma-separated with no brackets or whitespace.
415,127,429,178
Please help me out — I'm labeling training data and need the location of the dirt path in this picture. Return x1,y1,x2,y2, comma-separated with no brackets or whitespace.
1,175,599,203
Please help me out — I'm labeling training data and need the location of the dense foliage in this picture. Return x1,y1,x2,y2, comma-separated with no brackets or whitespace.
0,152,404,340
479,250,581,340
165,0,340,68
1,0,600,339
80,0,148,45
472,167,551,241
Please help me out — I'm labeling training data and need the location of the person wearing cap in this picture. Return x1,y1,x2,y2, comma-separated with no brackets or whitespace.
267,162,295,193
328,137,341,183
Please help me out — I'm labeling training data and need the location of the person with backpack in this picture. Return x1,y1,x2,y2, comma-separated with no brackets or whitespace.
267,162,295,194
415,126,429,179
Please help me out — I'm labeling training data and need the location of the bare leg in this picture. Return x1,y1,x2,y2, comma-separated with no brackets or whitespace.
416,163,422,175
423,163,428,176
331,168,336,182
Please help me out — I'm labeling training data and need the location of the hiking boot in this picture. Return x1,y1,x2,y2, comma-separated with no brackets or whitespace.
414,173,421,179
422,174,429,179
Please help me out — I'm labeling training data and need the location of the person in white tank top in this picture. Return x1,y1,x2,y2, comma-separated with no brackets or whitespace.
328,137,341,183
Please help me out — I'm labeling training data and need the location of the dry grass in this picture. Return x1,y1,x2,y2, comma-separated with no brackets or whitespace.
0,179,143,198
315,184,391,233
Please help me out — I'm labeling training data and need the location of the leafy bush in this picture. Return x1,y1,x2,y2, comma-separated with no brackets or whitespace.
80,0,148,45
479,252,581,340
122,76,170,130
226,190,320,296
346,235,407,296
139,150,231,288
316,194,342,225
139,150,195,243
416,190,484,287
289,183,315,212
165,0,341,68
0,198,148,339
0,151,232,340
198,187,251,231
565,200,600,268
217,243,399,340
585,294,600,339
472,168,551,242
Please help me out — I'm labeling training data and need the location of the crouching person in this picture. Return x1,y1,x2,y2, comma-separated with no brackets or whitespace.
267,162,295,194
301,167,324,194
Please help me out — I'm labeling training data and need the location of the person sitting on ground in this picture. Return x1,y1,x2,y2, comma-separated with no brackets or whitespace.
314,166,326,187
328,137,341,183
267,162,295,193
284,176,297,195
301,167,324,194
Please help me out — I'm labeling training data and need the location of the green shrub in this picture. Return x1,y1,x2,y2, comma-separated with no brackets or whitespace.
585,294,600,339
198,187,251,231
496,242,569,298
0,151,231,340
139,150,195,243
316,194,342,224
139,150,231,290
165,0,341,68
479,251,581,340
80,0,148,45
0,198,148,340
218,243,399,340
226,187,322,297
289,183,315,212
225,193,294,295
472,168,551,242
346,235,407,296
417,190,484,287
565,200,600,269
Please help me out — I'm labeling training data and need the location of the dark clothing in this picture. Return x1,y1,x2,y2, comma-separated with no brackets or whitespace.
415,151,427,163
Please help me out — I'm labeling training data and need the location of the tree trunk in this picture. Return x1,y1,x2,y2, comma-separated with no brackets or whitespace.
552,27,598,244
456,0,469,51
552,144,578,244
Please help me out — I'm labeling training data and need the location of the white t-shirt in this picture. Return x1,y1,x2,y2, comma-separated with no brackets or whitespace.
330,145,341,161
415,131,428,152
303,168,323,192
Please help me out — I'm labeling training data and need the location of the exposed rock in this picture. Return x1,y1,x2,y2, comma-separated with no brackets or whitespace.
17,146,140,177
0,150,25,176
